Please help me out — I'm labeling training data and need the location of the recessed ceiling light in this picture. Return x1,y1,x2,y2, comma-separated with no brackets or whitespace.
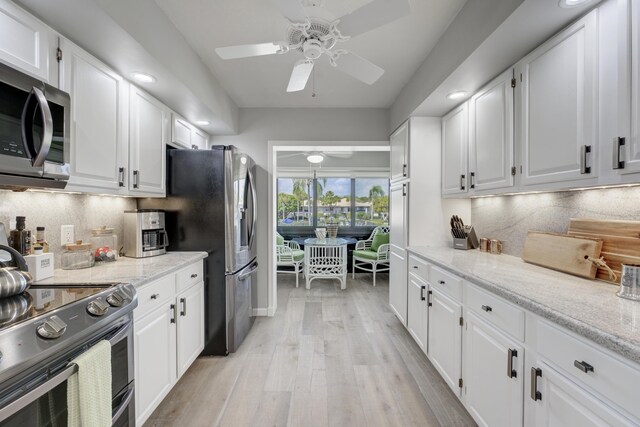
196,120,210,126
131,72,156,83
306,153,324,164
446,91,468,100
558,0,591,8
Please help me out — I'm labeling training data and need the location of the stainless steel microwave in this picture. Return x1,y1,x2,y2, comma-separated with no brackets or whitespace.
0,62,70,190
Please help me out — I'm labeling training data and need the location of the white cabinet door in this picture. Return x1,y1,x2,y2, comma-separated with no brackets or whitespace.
171,113,192,149
407,273,428,353
532,362,635,427
463,311,523,427
134,304,177,426
390,120,409,182
519,10,598,187
626,0,640,175
176,281,205,377
59,39,128,193
389,245,407,326
0,0,57,84
469,70,515,193
442,103,469,196
428,286,462,395
129,85,167,196
389,182,407,249
191,128,208,150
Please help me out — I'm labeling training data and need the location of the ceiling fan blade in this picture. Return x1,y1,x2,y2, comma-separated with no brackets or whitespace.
334,52,384,85
336,0,411,37
215,42,284,60
272,0,308,22
287,60,314,92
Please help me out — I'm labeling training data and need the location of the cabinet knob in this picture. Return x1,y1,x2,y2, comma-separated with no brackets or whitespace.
438,280,445,285
150,293,159,300
191,273,198,278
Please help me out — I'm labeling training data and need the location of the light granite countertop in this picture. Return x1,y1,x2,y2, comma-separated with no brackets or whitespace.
36,251,208,288
407,246,640,365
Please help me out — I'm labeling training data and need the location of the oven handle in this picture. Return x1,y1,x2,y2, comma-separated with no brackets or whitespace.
108,320,131,345
0,363,78,422
111,386,134,424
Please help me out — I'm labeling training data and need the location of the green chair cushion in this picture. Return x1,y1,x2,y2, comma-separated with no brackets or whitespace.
371,232,389,252
276,233,285,246
292,249,304,261
353,249,379,261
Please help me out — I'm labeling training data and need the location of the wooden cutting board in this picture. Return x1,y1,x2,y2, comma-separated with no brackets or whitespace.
522,232,603,278
568,218,640,285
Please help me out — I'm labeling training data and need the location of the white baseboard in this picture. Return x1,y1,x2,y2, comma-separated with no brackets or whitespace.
267,306,275,317
252,308,268,316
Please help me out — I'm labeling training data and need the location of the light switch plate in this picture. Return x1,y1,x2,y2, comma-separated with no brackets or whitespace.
60,225,74,245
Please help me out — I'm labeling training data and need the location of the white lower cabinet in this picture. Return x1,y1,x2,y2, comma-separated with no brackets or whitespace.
134,261,205,426
176,281,205,377
530,361,635,427
463,310,523,427
407,273,428,353
389,245,407,325
427,286,462,396
134,302,177,425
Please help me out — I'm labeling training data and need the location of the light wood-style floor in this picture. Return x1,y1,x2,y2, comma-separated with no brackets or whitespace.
144,273,476,427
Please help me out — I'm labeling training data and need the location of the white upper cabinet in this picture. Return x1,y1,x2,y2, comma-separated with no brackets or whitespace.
129,86,167,196
389,182,408,249
442,103,469,196
191,127,208,150
625,0,640,174
171,113,192,149
60,39,129,193
519,10,598,187
390,120,409,182
0,0,58,84
469,70,515,193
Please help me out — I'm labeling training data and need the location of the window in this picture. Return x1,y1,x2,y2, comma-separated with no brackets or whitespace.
277,178,314,226
355,178,389,226
317,178,351,226
276,176,389,230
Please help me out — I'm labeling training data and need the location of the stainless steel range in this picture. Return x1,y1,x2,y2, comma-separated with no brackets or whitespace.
0,282,137,426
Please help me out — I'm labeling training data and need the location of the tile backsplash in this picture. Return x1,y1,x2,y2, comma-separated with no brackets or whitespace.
471,186,640,256
0,190,136,268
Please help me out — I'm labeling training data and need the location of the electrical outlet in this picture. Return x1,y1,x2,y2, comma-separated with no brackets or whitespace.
60,225,74,245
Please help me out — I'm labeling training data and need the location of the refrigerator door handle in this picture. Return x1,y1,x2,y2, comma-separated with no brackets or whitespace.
246,166,258,249
238,261,259,280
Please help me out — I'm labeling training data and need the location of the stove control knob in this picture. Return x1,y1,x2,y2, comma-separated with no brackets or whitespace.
37,315,67,339
107,292,124,307
87,298,109,316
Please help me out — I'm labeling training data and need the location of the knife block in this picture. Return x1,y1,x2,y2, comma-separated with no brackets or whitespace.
452,226,479,250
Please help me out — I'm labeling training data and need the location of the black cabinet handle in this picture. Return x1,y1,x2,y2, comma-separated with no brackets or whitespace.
460,174,466,191
530,367,542,401
438,280,445,285
481,305,492,312
574,360,594,374
191,273,198,278
170,304,176,323
470,172,475,189
118,167,125,187
180,297,187,317
507,349,517,378
420,285,426,301
427,290,433,307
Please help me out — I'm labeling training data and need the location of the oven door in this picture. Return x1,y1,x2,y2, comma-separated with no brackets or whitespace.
0,317,135,426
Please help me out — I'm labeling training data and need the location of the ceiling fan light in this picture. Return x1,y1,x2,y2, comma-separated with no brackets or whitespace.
131,72,156,83
307,154,324,164
196,120,210,126
558,0,591,8
446,91,468,100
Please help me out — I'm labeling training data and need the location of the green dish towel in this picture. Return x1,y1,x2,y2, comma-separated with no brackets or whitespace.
67,340,112,427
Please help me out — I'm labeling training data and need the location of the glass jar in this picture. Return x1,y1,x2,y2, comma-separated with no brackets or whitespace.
61,241,95,270
89,226,118,262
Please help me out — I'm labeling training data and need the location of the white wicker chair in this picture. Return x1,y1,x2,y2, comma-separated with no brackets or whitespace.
352,226,390,286
305,244,347,290
276,234,304,288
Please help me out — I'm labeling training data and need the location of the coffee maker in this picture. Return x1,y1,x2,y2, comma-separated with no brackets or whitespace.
123,210,168,258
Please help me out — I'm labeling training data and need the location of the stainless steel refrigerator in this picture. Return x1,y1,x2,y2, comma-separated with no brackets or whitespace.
139,145,258,355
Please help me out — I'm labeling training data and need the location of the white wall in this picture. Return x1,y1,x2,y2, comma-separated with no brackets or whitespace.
212,108,390,311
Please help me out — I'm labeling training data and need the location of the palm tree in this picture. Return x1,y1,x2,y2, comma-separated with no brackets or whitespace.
368,185,385,222
292,179,308,223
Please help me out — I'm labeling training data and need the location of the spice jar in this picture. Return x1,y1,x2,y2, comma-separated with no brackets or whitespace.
89,226,118,262
61,241,95,270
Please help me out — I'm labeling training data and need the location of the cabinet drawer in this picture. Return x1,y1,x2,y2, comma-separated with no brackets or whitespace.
537,320,640,421
429,265,462,301
465,284,525,341
408,255,429,282
135,275,175,319
176,261,204,293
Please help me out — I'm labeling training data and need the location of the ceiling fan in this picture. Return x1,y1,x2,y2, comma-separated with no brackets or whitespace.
279,151,355,163
215,0,411,92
